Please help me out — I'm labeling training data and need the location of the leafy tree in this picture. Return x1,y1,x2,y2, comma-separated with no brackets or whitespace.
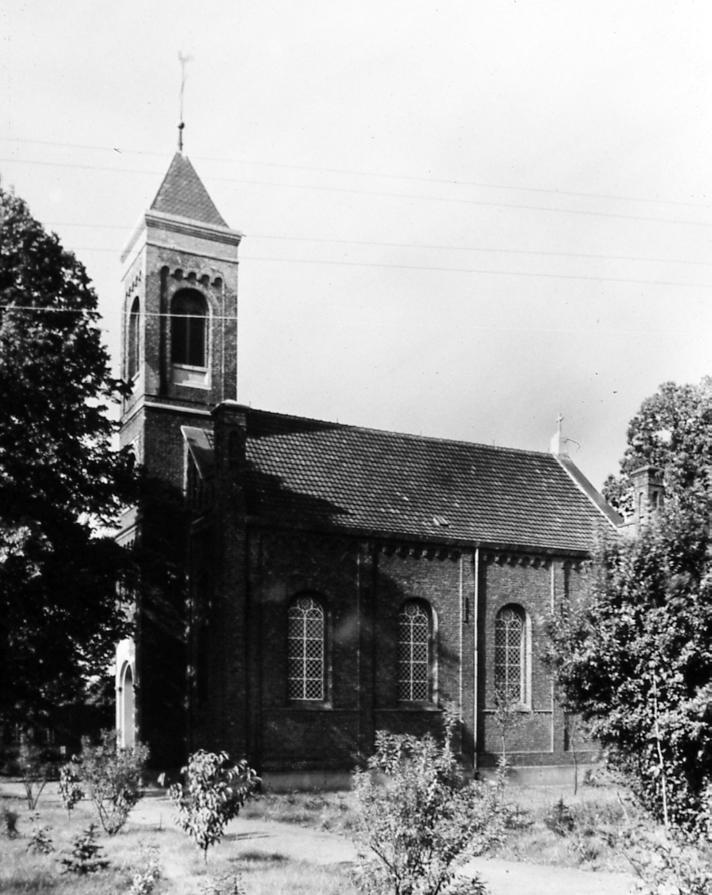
544,501,712,831
0,186,137,729
169,750,258,862
603,377,712,514
352,709,503,895
67,729,148,835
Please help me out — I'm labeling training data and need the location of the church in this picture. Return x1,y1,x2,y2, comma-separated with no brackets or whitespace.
114,150,621,779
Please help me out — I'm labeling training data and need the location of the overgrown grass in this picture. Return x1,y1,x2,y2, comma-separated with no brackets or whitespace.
0,772,666,893
0,789,357,895
241,790,357,834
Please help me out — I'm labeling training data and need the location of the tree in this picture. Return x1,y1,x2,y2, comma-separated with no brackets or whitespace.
352,710,503,895
169,750,258,862
544,502,712,831
603,377,712,515
0,185,137,730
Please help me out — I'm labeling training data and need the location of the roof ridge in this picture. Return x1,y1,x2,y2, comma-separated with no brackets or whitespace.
237,403,558,459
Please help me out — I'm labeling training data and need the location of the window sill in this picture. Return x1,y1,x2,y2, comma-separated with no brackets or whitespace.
283,702,333,711
172,364,210,389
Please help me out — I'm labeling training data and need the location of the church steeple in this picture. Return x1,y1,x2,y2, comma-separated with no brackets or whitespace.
149,153,228,227
119,152,242,468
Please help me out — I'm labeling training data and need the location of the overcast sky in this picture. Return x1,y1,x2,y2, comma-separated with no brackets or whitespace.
2,1,712,489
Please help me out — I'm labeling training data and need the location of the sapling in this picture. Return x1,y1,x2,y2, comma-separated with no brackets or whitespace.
169,750,258,862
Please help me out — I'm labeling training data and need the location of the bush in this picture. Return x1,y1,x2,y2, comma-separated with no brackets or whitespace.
199,874,246,895
68,729,149,834
1,802,19,838
57,762,84,821
60,823,109,874
128,845,161,895
17,737,55,810
352,709,504,895
543,798,575,837
626,828,712,895
27,812,54,854
169,749,259,862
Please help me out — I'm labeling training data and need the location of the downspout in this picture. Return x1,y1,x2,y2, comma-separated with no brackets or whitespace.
458,554,463,735
473,546,480,772
550,560,556,753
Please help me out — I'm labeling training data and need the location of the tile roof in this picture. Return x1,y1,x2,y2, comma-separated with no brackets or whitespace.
199,407,620,554
149,153,228,227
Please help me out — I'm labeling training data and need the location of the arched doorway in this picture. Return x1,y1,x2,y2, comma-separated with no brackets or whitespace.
119,663,135,748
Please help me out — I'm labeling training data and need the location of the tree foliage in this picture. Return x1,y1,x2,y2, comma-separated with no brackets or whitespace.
0,186,137,727
603,377,712,514
352,710,503,895
545,503,712,830
67,729,148,835
169,750,258,861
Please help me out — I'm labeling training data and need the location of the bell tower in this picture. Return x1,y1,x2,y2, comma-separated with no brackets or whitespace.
119,152,242,481
115,152,241,765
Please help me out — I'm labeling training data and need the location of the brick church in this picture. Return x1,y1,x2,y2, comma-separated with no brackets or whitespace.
114,151,621,777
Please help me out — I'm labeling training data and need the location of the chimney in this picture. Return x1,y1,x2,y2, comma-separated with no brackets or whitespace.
630,465,664,530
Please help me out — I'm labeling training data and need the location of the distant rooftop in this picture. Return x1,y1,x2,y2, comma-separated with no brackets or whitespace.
150,152,228,227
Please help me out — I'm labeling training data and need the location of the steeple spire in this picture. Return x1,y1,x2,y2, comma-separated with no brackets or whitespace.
177,51,192,152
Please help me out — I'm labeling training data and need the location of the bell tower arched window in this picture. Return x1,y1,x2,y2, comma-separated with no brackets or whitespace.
171,289,207,368
127,296,140,380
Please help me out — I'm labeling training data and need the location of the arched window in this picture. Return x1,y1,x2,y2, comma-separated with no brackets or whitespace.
494,604,528,705
398,600,433,702
287,596,325,701
171,289,207,368
127,296,140,380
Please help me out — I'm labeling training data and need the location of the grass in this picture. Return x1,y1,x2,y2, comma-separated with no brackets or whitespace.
240,790,357,835
0,788,358,895
0,772,657,893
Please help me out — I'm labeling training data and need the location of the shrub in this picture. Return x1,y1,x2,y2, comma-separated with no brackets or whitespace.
60,823,109,874
199,874,247,895
352,708,504,895
626,829,712,895
58,762,84,821
128,845,161,895
169,749,259,862
70,729,149,834
1,803,19,838
543,798,575,837
27,812,54,854
17,737,54,810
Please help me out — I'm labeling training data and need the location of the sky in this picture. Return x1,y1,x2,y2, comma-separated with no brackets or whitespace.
2,1,712,489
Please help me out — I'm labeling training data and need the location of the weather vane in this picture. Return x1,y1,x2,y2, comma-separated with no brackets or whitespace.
177,51,193,152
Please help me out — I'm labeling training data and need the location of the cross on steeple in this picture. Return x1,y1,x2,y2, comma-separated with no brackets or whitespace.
177,51,193,152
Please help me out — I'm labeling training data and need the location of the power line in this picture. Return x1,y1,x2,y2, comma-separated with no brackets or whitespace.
8,253,712,291
2,135,710,211
46,224,712,269
3,156,712,229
